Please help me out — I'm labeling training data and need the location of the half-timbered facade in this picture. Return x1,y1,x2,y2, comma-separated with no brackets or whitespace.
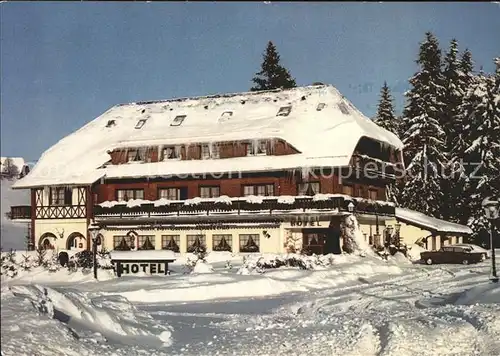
11,85,404,254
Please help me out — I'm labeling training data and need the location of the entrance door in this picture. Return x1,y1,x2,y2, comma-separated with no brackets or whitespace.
302,230,326,255
324,225,342,254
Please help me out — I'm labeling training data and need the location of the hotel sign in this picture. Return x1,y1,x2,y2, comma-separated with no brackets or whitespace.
289,216,325,227
112,259,175,277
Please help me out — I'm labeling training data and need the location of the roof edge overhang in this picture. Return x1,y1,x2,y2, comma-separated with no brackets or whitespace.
103,161,351,181
396,216,472,236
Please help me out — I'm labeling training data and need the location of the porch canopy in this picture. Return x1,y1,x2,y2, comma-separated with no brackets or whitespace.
395,207,472,236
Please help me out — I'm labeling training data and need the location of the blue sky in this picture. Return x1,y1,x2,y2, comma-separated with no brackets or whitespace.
1,2,499,161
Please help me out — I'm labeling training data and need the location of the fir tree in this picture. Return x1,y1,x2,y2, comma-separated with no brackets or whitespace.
441,39,468,221
373,82,400,205
374,82,398,135
250,41,296,91
461,60,500,242
399,32,447,218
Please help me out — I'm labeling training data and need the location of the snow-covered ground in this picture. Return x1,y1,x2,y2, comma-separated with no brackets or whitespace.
2,250,499,356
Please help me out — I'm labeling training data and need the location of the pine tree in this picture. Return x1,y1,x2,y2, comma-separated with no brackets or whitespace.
250,41,296,91
374,82,399,135
441,39,469,221
461,60,500,243
399,32,447,218
373,82,400,205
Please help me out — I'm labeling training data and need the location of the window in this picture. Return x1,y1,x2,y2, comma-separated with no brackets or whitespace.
239,234,260,253
159,188,181,200
106,119,116,128
337,102,350,115
137,235,155,250
113,235,134,250
116,189,144,201
246,141,267,156
171,115,186,126
342,184,354,196
127,149,144,162
316,103,326,111
297,182,320,196
213,234,232,252
135,119,147,129
161,235,180,252
162,147,181,160
218,111,233,123
201,144,220,159
368,189,378,200
187,235,206,253
243,184,274,196
276,106,292,117
50,187,72,206
199,186,220,198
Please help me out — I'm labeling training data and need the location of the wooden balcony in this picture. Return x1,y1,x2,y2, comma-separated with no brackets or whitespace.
348,154,401,180
93,196,395,221
8,205,31,220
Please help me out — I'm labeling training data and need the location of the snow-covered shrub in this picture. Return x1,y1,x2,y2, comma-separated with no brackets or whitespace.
342,214,370,256
19,253,36,271
45,251,61,272
36,247,48,267
97,248,114,270
225,260,233,270
1,249,18,278
70,250,94,271
192,259,214,273
237,254,317,274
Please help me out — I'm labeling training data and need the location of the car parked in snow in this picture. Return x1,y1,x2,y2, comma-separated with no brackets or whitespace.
450,244,490,260
420,245,484,265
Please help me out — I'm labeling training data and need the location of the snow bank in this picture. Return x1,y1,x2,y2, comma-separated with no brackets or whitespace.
453,283,500,305
9,284,173,347
114,255,402,303
192,260,214,274
406,243,427,261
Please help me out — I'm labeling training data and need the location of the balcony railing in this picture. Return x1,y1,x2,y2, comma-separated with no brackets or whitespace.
8,205,31,220
350,154,400,179
93,196,395,219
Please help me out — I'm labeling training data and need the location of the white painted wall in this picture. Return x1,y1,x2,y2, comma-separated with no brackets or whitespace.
99,226,283,254
35,218,88,251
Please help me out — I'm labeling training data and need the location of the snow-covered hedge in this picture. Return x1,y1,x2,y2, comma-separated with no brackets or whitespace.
237,253,339,274
0,248,114,280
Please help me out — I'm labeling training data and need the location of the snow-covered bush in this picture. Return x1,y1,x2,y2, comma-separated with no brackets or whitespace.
192,259,214,273
342,214,370,256
36,247,48,268
97,248,114,270
237,253,338,274
19,253,36,271
225,260,233,270
1,249,18,278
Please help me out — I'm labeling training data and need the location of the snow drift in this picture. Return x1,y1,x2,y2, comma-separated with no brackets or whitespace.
9,284,173,347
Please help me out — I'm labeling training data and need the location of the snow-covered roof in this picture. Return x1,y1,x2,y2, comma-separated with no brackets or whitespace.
0,157,26,171
13,85,403,189
395,207,473,235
